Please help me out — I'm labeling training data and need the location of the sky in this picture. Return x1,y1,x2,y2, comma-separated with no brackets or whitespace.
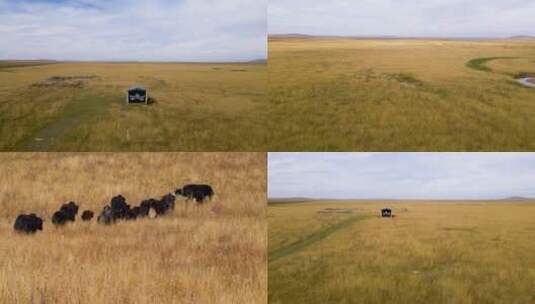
0,0,266,61
268,153,535,200
269,0,535,38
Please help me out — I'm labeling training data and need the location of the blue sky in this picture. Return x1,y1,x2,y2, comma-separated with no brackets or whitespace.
268,153,535,200
269,0,535,37
0,0,266,61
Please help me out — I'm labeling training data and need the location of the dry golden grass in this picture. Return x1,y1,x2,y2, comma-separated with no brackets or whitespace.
269,200,535,304
0,153,267,303
268,37,535,151
0,62,267,151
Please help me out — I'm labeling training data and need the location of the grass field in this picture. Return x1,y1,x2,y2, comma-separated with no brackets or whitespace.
0,153,266,303
268,37,535,151
0,61,267,151
268,200,535,304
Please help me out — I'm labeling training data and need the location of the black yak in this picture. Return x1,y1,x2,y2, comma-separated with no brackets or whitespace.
81,210,94,221
14,214,43,233
59,201,79,221
52,201,79,226
52,210,68,226
97,206,114,225
175,184,214,203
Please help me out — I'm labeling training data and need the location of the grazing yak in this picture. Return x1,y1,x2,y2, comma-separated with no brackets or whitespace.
154,193,175,215
97,206,115,225
97,193,176,225
52,210,68,226
14,214,43,233
81,210,94,221
175,184,214,203
137,195,174,217
52,201,79,226
139,199,158,217
97,195,133,224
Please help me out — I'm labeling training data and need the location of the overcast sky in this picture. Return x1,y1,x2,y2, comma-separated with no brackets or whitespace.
0,0,266,61
268,153,535,200
269,0,535,37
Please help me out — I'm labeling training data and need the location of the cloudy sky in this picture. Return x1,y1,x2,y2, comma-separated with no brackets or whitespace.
269,0,535,37
268,153,535,200
0,0,266,61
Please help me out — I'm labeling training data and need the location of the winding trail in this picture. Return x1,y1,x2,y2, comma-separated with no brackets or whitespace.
466,56,535,88
269,214,368,263
16,93,117,151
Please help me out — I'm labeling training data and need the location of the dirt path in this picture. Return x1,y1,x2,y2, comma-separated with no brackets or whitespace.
17,93,118,151
269,215,368,263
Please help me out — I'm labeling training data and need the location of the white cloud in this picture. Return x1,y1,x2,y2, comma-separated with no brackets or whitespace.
0,0,267,61
268,153,535,199
269,0,535,37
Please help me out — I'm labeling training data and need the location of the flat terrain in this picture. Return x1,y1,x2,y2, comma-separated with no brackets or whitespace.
268,37,535,151
269,200,535,304
0,61,267,151
0,153,266,303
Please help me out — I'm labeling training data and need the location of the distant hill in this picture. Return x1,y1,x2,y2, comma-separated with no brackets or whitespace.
509,35,535,40
501,196,535,201
270,33,315,39
248,59,267,64
271,34,535,41
0,59,58,69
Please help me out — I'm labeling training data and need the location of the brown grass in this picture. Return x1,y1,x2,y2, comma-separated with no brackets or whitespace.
269,200,535,304
267,37,535,151
0,62,267,151
0,153,267,303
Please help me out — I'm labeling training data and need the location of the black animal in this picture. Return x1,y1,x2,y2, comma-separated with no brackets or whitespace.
81,210,94,221
14,214,43,233
97,206,114,225
52,210,68,226
59,201,79,221
97,195,137,224
381,208,392,218
110,195,130,219
138,195,174,217
97,193,177,225
138,199,158,217
175,184,214,203
152,193,175,215
51,201,79,226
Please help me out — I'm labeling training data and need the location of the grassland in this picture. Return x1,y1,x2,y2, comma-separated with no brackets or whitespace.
268,37,535,151
0,61,267,151
269,200,535,304
0,153,266,303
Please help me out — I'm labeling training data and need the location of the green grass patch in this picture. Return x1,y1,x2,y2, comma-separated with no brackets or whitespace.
269,214,368,263
15,91,121,151
465,57,518,72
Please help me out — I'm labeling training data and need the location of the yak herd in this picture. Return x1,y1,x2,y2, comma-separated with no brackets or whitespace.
13,184,214,234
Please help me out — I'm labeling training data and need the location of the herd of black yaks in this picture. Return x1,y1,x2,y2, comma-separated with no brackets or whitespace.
12,184,214,234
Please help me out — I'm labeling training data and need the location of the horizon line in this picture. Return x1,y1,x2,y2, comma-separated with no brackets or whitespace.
269,33,535,40
268,196,535,201
0,59,267,64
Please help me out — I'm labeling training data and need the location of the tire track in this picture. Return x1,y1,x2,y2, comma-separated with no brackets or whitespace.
269,215,368,263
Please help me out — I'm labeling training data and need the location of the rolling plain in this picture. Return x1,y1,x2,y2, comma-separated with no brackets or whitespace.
268,37,535,151
0,61,267,151
0,153,266,303
268,199,535,304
